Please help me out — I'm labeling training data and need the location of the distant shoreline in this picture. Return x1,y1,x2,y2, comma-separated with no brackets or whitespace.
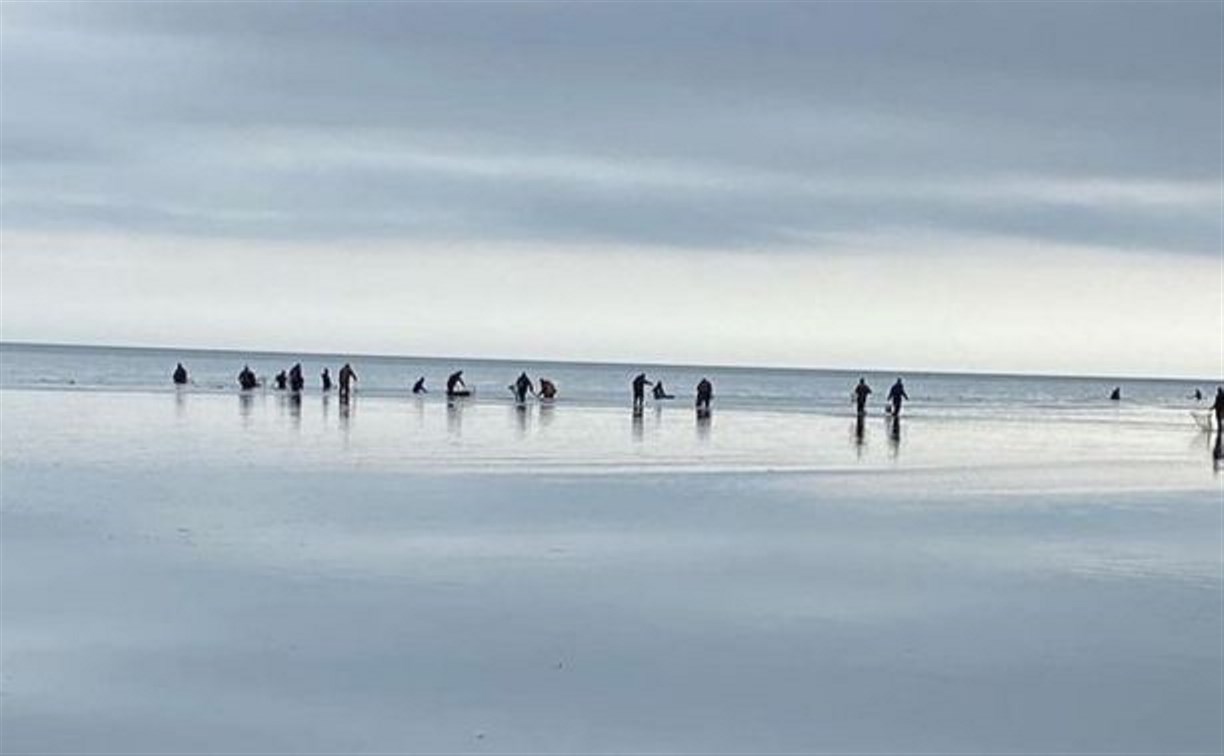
0,339,1218,385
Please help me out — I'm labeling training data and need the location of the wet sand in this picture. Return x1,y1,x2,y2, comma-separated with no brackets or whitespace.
1,389,1221,753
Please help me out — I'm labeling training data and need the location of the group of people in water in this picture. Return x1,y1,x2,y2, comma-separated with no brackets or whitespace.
198,362,359,398
171,361,1224,432
174,361,722,413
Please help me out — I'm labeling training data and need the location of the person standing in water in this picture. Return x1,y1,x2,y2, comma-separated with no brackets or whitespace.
853,378,872,415
172,363,189,385
887,378,908,416
510,372,535,403
632,373,653,410
695,378,713,413
338,363,357,398
321,368,332,392
273,370,287,390
1213,387,1224,428
288,363,304,392
1109,387,1121,401
446,370,467,397
538,378,557,399
238,365,259,390
412,377,427,395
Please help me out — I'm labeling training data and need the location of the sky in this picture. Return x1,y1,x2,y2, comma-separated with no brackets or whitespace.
1,1,1221,377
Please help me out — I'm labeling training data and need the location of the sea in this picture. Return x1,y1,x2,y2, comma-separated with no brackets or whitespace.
2,341,1222,752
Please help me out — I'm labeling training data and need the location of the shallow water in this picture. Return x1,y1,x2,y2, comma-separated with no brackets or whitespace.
1,344,1222,753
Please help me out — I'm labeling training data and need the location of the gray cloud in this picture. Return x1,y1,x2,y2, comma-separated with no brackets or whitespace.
2,1,1220,253
2,1,1222,375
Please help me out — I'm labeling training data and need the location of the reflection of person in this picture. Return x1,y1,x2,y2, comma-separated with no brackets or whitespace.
887,378,908,416
853,378,872,415
338,363,357,398
172,363,189,385
695,378,713,412
538,378,557,399
632,373,653,410
321,368,332,392
652,381,674,400
412,377,427,395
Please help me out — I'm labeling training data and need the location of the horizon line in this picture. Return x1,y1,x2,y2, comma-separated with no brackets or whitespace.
1,339,1219,385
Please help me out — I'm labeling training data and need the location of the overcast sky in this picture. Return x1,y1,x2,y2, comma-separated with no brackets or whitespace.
2,1,1221,377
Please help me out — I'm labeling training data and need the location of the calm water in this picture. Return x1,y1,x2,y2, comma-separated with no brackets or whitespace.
2,342,1220,484
3,343,1222,752
1,341,1215,414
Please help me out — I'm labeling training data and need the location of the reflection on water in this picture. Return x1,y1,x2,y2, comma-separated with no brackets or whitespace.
696,410,711,442
1214,432,1223,473
513,404,530,437
6,388,1222,483
339,395,353,446
287,392,302,430
852,414,866,458
238,391,255,428
446,398,464,438
413,395,426,428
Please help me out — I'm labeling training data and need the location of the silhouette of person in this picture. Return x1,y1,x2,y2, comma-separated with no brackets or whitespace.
172,363,189,386
274,370,288,391
338,363,357,398
1109,387,1121,401
446,370,467,397
652,381,675,400
238,365,259,390
321,368,332,392
632,373,653,410
1213,387,1224,427
853,378,872,415
512,372,535,403
887,378,908,416
538,378,557,399
695,378,713,413
288,363,304,392
1193,388,1203,401
412,376,427,395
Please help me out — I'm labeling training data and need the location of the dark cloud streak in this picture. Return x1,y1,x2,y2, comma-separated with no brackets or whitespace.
2,1,1220,253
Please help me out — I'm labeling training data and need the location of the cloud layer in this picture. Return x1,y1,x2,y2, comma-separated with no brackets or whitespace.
2,2,1221,375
